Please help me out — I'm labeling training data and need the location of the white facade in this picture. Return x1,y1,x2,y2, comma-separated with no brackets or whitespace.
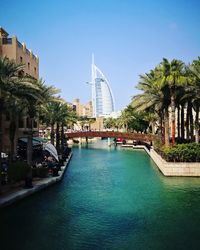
103,111,122,119
91,55,115,117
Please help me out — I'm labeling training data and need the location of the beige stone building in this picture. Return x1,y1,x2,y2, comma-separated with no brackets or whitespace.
73,99,84,117
83,101,93,117
0,27,39,79
90,117,104,131
72,99,105,131
0,27,39,154
73,99,93,118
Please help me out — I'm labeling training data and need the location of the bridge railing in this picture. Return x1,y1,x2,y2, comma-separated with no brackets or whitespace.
66,131,158,141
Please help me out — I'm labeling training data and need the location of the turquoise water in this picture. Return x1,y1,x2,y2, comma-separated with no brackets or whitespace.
1,140,200,250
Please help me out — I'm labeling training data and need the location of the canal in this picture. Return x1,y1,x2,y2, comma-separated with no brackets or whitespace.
1,140,200,250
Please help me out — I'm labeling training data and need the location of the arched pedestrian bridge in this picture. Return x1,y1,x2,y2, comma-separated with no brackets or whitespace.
66,131,157,142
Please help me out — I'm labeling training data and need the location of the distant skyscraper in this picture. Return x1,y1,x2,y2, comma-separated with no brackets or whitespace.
91,54,115,117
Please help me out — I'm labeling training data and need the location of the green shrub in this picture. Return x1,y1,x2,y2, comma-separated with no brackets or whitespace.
32,167,37,178
8,161,31,183
36,167,49,178
158,143,200,162
31,167,49,178
154,139,163,149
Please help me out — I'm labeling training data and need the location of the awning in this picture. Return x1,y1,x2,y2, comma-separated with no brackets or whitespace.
18,138,42,146
44,143,59,161
33,137,48,143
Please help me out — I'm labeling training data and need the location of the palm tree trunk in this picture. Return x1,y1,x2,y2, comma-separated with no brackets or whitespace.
159,112,164,143
195,106,199,143
27,117,33,165
181,104,185,140
56,122,60,152
125,123,128,132
171,93,176,145
177,105,180,139
159,112,164,141
190,107,194,141
9,119,16,162
50,123,55,145
151,122,155,135
186,102,190,140
61,122,65,153
186,101,193,140
164,109,170,146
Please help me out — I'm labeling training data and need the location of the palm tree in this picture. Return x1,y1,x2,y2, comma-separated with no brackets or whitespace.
45,102,57,145
186,57,200,143
160,58,186,145
55,102,71,151
40,100,77,152
6,98,26,161
39,98,63,144
131,68,171,145
78,116,89,131
25,79,60,164
0,57,23,163
118,107,132,132
103,117,116,130
142,112,158,135
175,85,186,140
59,104,77,151
0,57,40,163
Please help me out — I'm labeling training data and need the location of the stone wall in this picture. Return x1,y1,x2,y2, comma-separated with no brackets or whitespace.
145,147,200,177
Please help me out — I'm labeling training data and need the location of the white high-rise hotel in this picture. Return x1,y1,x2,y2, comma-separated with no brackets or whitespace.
91,55,115,117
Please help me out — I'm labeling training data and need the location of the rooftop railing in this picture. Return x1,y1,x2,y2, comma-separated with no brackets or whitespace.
2,37,38,60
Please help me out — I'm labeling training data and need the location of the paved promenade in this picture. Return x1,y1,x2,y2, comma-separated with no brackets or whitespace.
0,153,72,208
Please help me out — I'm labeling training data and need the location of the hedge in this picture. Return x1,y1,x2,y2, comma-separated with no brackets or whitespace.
8,161,31,183
156,143,200,162
32,167,49,178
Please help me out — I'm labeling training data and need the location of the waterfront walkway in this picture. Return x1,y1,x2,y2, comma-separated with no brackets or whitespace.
0,153,72,208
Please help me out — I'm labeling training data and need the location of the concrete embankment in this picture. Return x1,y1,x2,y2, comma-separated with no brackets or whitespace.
121,144,200,177
148,149,200,176
0,153,72,208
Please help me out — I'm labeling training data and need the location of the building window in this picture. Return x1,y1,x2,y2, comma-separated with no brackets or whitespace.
28,62,30,70
18,70,24,77
20,56,23,63
34,67,36,74
2,38,12,44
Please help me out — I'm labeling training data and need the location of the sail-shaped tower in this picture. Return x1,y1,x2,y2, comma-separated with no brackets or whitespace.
91,55,115,117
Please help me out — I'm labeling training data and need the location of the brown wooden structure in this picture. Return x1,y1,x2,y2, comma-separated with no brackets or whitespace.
66,131,157,142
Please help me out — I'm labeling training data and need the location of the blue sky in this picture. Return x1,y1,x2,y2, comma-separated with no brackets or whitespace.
1,0,200,110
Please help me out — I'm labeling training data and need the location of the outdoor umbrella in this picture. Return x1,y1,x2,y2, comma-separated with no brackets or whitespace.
44,143,59,162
